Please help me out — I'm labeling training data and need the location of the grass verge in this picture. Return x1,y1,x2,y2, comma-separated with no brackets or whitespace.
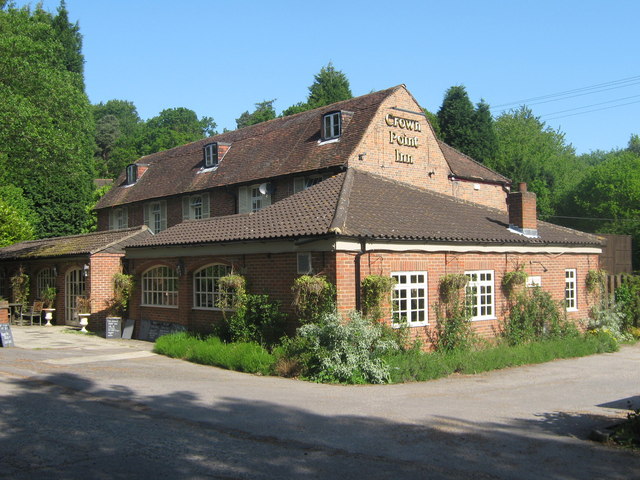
384,332,619,383
154,332,274,375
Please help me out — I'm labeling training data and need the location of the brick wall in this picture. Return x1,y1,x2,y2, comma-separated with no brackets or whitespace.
334,249,600,345
350,88,508,211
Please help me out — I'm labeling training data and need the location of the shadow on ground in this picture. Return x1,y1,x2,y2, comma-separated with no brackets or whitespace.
0,373,638,479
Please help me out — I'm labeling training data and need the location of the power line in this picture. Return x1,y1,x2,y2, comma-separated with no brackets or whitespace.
539,94,640,118
543,99,640,121
544,215,640,222
491,74,640,110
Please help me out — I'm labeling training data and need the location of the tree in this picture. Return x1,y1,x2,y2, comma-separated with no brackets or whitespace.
138,107,216,155
423,108,441,138
468,99,497,163
0,3,95,238
306,62,352,109
488,106,578,218
51,0,84,89
236,100,276,129
566,150,640,267
0,184,37,246
437,86,475,154
627,134,640,155
281,63,353,116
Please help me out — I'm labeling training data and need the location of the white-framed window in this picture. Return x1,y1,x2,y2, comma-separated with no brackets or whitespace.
565,269,577,311
142,266,178,307
126,164,137,184
293,174,326,193
143,200,167,233
465,270,495,320
322,111,341,140
108,207,128,230
391,272,428,327
238,184,272,214
204,143,218,168
182,193,210,221
36,268,56,298
193,264,231,310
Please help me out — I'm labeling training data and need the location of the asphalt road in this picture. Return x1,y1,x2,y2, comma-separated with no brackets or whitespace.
0,326,638,479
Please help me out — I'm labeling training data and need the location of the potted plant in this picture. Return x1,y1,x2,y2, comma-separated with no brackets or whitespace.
41,286,57,326
76,296,91,333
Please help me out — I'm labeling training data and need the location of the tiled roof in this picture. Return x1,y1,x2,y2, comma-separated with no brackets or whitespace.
438,140,510,184
96,86,402,209
0,227,152,260
129,169,601,249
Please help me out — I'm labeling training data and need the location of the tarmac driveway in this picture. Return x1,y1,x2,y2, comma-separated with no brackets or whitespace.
0,326,638,479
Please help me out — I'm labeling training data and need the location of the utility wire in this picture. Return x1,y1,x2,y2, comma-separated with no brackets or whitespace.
544,215,640,222
491,74,640,109
539,94,640,118
543,99,640,121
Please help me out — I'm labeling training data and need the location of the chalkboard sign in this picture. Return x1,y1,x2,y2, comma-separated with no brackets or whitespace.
122,319,134,340
0,324,15,347
138,319,185,342
106,317,122,339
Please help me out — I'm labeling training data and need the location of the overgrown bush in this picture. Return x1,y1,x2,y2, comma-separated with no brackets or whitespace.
586,299,632,343
502,287,576,345
277,311,402,384
429,274,475,352
216,293,286,348
10,267,29,304
361,275,396,320
291,275,335,323
615,275,640,330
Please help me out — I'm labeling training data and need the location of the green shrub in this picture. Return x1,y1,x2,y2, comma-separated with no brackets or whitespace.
216,293,286,348
611,408,640,448
429,274,475,352
278,311,402,384
361,275,396,320
586,299,632,343
154,332,275,375
615,275,640,329
502,287,576,345
291,275,336,323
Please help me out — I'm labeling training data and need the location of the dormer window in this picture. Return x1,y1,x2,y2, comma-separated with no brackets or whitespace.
204,143,219,168
323,111,341,140
126,164,138,185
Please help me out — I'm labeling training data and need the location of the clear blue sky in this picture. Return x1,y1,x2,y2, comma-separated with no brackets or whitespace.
19,0,640,154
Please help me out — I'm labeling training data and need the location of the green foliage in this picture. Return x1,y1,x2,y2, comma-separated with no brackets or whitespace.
385,333,618,383
361,275,395,320
586,299,632,342
615,275,640,329
215,277,286,348
489,106,579,219
611,408,640,449
430,274,475,352
139,107,216,156
0,196,35,247
0,3,95,238
307,62,352,109
281,63,352,115
278,311,402,384
291,275,336,323
154,332,275,375
106,273,134,317
437,86,475,154
51,0,84,87
10,268,29,305
236,99,276,129
422,108,441,138
585,269,607,297
501,266,528,299
469,99,498,163
41,285,57,308
502,287,575,345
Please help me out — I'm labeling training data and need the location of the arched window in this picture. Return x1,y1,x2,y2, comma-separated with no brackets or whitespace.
193,264,231,309
142,266,178,307
36,268,56,298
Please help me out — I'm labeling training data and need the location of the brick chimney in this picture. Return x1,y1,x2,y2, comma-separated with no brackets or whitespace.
507,182,538,237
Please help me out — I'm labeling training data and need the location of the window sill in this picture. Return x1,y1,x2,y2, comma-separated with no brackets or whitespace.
393,322,428,328
471,316,497,322
317,137,340,145
141,304,178,309
566,308,578,312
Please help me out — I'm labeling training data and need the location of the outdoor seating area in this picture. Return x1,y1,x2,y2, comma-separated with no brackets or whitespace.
8,302,46,326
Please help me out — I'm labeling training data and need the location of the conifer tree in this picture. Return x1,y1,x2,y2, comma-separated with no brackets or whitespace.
437,85,475,154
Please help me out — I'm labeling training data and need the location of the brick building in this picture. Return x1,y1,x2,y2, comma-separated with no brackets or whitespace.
0,85,602,340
